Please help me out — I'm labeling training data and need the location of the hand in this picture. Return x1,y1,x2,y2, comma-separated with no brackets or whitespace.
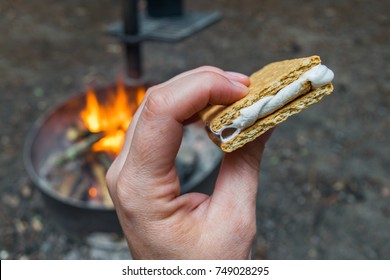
106,66,273,259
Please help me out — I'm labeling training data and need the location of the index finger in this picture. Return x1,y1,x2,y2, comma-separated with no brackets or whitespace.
115,70,248,199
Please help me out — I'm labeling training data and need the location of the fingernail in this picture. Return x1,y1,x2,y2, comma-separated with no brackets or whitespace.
225,71,248,79
231,80,248,91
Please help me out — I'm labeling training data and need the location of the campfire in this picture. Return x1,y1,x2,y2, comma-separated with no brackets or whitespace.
42,82,146,209
81,82,145,155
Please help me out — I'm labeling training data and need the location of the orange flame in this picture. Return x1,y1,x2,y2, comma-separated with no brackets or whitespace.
80,81,146,155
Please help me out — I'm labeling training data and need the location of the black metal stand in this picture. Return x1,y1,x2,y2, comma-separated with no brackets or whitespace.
108,0,222,80
123,0,142,79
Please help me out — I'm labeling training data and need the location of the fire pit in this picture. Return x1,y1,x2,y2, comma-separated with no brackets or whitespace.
24,83,222,234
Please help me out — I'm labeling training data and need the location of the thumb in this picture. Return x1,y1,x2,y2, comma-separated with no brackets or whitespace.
210,129,273,216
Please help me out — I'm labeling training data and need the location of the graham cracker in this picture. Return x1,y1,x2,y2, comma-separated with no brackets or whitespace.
200,55,334,152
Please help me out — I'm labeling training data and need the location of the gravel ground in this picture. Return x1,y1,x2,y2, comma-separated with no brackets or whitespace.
1,0,389,259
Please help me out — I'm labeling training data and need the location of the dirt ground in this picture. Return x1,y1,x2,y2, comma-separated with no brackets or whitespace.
1,0,389,259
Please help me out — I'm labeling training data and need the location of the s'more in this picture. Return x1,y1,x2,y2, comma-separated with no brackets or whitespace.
201,55,335,152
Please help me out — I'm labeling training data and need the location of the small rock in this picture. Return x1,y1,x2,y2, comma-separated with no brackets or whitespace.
269,156,280,166
381,187,390,198
3,194,20,208
20,181,32,198
106,43,122,54
31,216,43,232
15,220,27,234
333,180,346,191
33,87,44,97
0,250,9,259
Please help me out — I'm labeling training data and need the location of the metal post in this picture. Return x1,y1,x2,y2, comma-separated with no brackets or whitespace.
123,0,142,79
147,0,183,18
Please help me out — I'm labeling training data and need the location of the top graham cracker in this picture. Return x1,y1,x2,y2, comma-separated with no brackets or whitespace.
202,55,321,132
200,55,334,152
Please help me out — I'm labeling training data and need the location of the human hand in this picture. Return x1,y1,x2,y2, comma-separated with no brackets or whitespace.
106,66,273,259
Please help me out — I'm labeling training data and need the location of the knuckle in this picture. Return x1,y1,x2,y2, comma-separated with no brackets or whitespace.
195,65,223,73
197,70,221,82
194,71,225,91
142,89,167,121
114,173,138,217
115,171,130,194
105,165,116,191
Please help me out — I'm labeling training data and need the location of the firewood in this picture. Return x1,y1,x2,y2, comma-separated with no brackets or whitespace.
96,152,114,170
54,171,81,197
91,161,114,208
65,124,90,142
50,132,104,167
70,175,91,201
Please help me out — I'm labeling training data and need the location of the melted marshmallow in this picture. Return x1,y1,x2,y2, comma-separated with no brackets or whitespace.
211,64,334,143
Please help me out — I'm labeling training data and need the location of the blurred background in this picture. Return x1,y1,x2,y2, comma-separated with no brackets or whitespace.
0,0,389,259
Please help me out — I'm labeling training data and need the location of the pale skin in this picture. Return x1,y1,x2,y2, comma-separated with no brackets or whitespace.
106,66,273,259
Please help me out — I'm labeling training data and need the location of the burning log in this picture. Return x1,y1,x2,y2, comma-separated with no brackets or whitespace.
90,161,114,208
96,152,113,170
42,130,116,208
65,124,90,142
50,132,104,167
70,176,92,201
53,171,82,197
